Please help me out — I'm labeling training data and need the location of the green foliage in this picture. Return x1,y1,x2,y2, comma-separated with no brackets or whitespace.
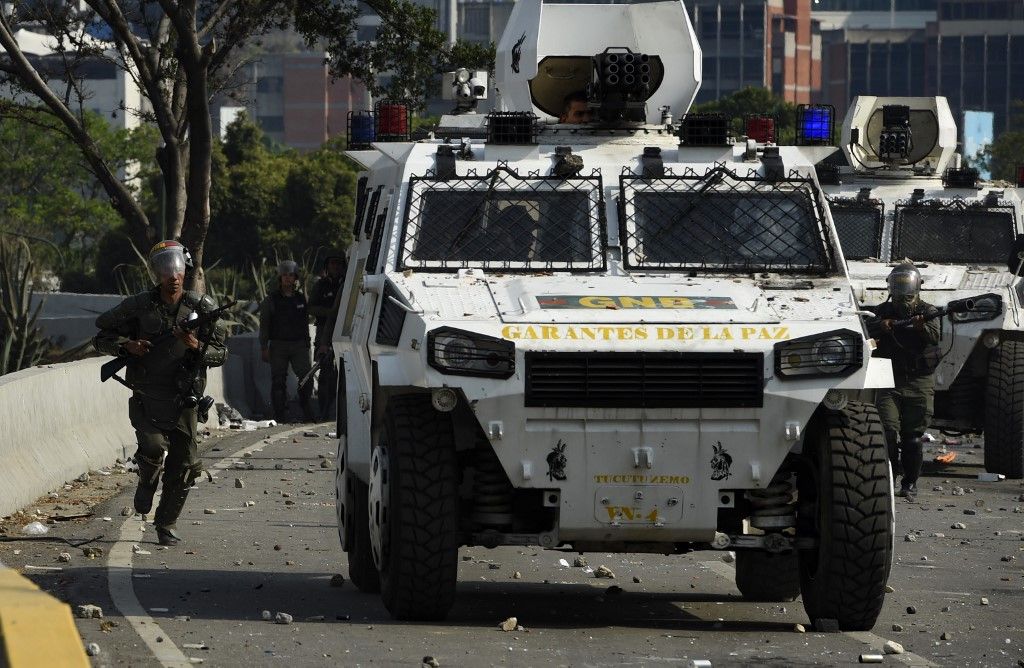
0,108,158,286
0,240,51,375
980,131,1024,183
208,115,357,270
691,87,798,144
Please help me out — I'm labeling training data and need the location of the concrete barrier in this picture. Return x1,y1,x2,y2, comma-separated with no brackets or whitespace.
0,562,89,667
0,357,236,519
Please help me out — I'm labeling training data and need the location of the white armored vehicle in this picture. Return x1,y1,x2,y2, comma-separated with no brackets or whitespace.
821,97,1024,478
333,0,895,629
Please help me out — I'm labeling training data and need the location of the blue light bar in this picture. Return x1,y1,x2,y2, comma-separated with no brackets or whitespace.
348,111,376,149
796,104,834,146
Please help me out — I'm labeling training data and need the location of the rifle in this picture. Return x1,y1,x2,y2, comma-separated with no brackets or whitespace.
865,296,981,338
100,300,237,384
298,349,332,392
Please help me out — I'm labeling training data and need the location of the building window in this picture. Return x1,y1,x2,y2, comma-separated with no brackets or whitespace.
258,115,284,132
257,76,283,94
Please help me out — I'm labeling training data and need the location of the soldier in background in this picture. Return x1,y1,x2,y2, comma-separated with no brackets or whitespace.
868,263,941,501
260,260,314,423
308,249,346,421
94,241,227,546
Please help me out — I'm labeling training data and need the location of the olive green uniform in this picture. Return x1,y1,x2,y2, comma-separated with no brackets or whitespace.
308,273,343,419
259,288,313,421
870,299,941,486
94,288,227,530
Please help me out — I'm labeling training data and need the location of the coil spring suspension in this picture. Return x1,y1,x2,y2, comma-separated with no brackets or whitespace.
747,474,797,530
473,444,514,529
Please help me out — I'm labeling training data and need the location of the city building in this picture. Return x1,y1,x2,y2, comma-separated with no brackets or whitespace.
688,0,821,105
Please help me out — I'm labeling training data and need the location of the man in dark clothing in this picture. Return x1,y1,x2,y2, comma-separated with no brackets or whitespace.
94,240,228,546
866,263,941,501
308,250,346,420
260,260,314,423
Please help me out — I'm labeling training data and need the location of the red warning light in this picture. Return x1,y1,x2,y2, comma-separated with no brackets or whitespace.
745,115,776,144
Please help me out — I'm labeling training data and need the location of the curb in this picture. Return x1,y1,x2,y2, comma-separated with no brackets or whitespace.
0,565,89,667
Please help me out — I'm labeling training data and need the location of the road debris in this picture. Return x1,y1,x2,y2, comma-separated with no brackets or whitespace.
21,521,48,535
573,556,588,567
76,604,104,619
235,479,245,488
859,654,883,664
330,574,346,587
203,508,216,514
57,552,72,563
86,643,101,656
422,657,440,668
594,565,615,579
794,624,806,633
82,547,103,559
883,640,904,655
274,612,293,624
499,616,518,632
261,610,272,620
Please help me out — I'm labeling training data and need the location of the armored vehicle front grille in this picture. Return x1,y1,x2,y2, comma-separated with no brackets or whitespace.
524,352,764,408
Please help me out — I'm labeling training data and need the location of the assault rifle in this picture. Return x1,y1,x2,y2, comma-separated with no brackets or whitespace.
298,349,332,392
865,295,987,338
99,300,237,384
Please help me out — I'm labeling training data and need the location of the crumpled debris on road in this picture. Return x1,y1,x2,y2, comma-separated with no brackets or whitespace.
76,604,103,619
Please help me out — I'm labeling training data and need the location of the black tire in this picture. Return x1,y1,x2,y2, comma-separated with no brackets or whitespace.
735,550,800,602
378,395,460,621
798,401,893,631
984,340,1024,479
348,477,381,593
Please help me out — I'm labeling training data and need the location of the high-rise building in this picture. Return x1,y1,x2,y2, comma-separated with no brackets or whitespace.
688,0,821,104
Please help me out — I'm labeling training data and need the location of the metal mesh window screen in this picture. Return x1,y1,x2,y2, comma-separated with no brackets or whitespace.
893,200,1015,263
619,167,834,273
827,199,884,260
399,166,605,272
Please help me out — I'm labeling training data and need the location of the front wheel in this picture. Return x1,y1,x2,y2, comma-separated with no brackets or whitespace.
984,340,1024,479
371,395,460,621
798,402,893,631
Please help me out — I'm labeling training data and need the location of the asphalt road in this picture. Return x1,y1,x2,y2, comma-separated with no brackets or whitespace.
2,426,1023,667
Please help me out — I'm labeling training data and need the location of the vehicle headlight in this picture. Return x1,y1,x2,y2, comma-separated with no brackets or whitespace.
774,329,863,378
428,327,516,379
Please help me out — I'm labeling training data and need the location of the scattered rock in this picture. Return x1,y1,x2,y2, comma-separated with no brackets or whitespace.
234,479,245,489
245,501,256,507
932,485,944,492
274,464,284,470
952,522,967,530
422,657,440,668
320,459,332,469
941,632,953,641
488,563,501,570
891,623,903,632
99,620,119,632
274,544,282,551
952,487,966,496
499,616,518,632
794,623,806,633
633,576,642,584
274,612,293,625
721,552,735,564
76,604,104,619
330,574,346,588
964,509,977,515
883,640,905,655
85,643,101,657
82,547,103,559
261,610,272,620
573,556,588,567
904,533,917,542
203,508,216,515
885,585,895,594
906,606,917,614
285,560,295,566
941,605,951,612
594,565,615,579
1001,555,1015,562
57,552,72,563
931,533,945,538
513,571,522,579
77,473,90,483
303,431,319,438
121,506,134,516
980,597,990,606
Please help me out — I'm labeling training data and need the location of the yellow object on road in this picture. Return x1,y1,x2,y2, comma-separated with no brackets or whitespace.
0,568,89,667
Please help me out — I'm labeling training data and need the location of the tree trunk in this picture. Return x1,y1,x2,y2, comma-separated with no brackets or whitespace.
180,64,214,293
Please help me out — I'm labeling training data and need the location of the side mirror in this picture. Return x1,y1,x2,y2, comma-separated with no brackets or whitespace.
1007,234,1024,275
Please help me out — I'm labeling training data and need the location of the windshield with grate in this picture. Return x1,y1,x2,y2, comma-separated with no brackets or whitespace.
401,169,604,272
892,204,1015,264
828,200,884,261
620,172,833,273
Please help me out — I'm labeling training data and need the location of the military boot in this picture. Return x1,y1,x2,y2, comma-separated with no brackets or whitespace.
155,526,183,546
153,471,195,542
